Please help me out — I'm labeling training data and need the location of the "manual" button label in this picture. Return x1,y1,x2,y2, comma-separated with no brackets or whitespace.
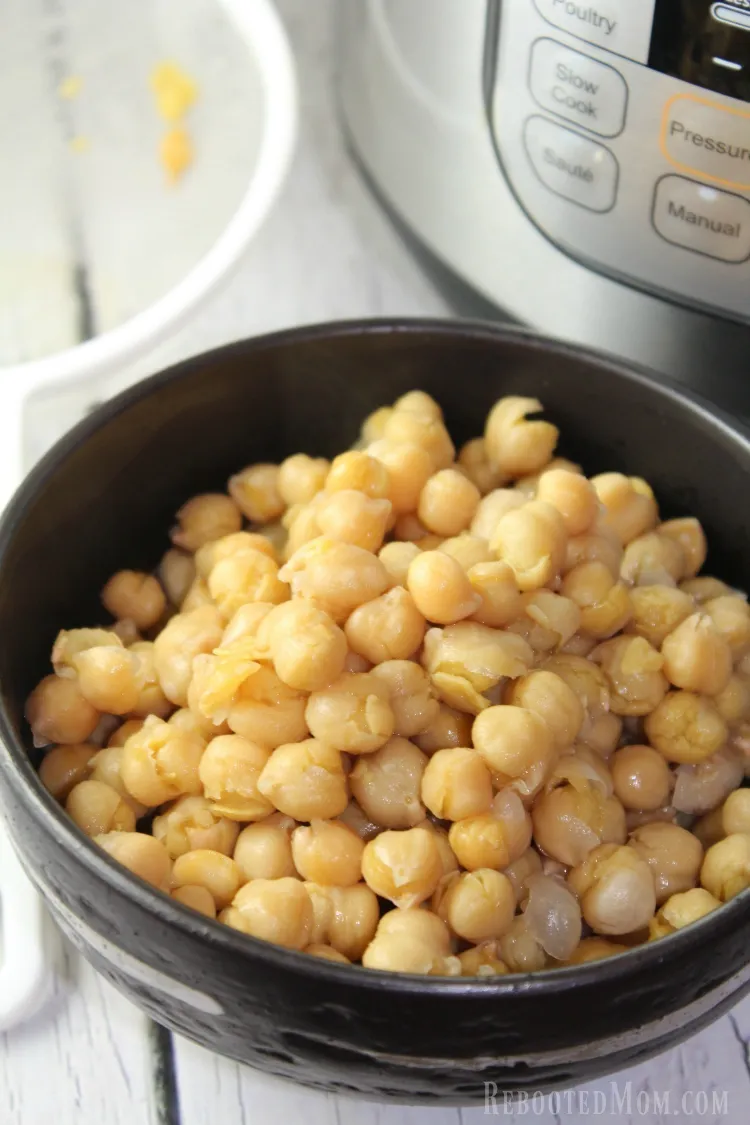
652,175,750,262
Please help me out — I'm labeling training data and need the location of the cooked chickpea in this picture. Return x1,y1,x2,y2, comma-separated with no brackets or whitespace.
120,716,205,807
421,747,493,821
367,439,434,514
465,560,521,628
325,451,390,498
108,720,145,748
393,390,443,420
491,501,567,592
382,410,455,471
506,590,582,655
681,576,733,603
314,489,391,553
257,739,348,820
198,735,273,821
26,674,100,747
592,635,668,716
159,549,197,608
362,908,457,975
406,550,481,625
277,454,329,507
151,795,239,860
291,820,364,887
95,831,172,889
228,463,284,523
449,790,533,871
659,888,721,936
532,784,626,867
505,671,584,750
437,869,515,943
610,744,672,811
713,674,750,726
438,534,493,572
514,458,582,499
473,706,556,797
88,746,147,818
170,884,217,918
503,847,544,903
172,849,243,909
536,469,598,536
392,513,431,543
566,937,628,964
414,705,473,755
591,474,658,545
416,469,481,538
226,667,309,750
378,542,421,587
153,606,224,707
499,915,548,972
345,587,426,664
208,549,289,618
171,493,242,551
39,744,95,801
568,843,656,935
645,691,727,764
369,661,440,739
627,585,695,648
701,832,750,901
458,437,504,495
181,578,214,612
620,532,684,587
485,397,558,477
661,613,732,696
660,518,707,579
101,570,167,630
470,489,525,541
361,827,443,908
280,537,390,623
458,943,509,976
721,788,750,835
326,883,381,960
703,595,750,659
130,642,173,719
230,819,294,885
282,501,323,558
305,672,395,755
259,600,347,691
227,878,312,949
195,532,277,580
72,646,141,716
561,561,632,639
350,737,427,829
65,779,135,836
564,528,624,578
423,622,533,715
628,822,702,904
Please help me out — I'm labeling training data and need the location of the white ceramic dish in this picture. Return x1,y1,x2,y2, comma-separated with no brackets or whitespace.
0,0,297,1032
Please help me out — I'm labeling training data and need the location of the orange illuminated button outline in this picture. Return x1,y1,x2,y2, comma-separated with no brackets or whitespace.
660,93,750,191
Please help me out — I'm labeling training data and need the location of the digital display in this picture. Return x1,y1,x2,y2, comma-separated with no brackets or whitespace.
649,1,750,100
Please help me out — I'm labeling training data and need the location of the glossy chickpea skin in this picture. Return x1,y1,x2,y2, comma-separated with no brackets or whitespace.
436,869,515,943
458,943,510,977
233,816,296,881
291,820,364,887
228,463,284,523
171,493,242,551
316,490,392,553
627,585,695,648
629,822,703,903
620,532,685,587
120,716,205,807
26,675,100,747
414,704,473,755
470,489,525,541
362,908,457,976
610,744,672,811
227,878,313,950
701,833,750,901
172,849,243,910
651,887,720,939
504,670,584,750
659,517,707,579
484,397,559,477
423,622,533,715
279,537,390,623
345,587,426,664
378,541,421,587
66,779,136,836
382,410,455,472
257,739,348,820
417,469,480,538
159,549,196,607
661,614,732,696
152,795,239,859
458,437,505,495
536,469,598,536
449,790,533,871
367,439,434,514
95,832,172,890
153,606,224,707
561,561,632,639
369,661,439,739
703,595,750,660
39,744,95,801
532,783,626,867
361,827,443,908
421,747,494,821
277,454,329,507
591,474,658,545
260,600,348,692
566,938,629,964
467,560,522,628
645,692,728,765
350,737,428,829
473,706,556,798
592,635,668,717
407,550,481,625
568,843,657,935
491,501,567,592
101,570,167,630
199,734,273,821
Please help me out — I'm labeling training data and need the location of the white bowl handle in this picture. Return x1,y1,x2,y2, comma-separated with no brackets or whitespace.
0,380,57,1031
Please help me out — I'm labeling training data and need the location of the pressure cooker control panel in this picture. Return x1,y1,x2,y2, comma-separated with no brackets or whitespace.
490,0,750,321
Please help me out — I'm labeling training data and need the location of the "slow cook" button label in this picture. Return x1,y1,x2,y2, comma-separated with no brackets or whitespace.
661,94,750,190
529,38,628,137
652,175,750,262
524,115,619,211
533,0,656,62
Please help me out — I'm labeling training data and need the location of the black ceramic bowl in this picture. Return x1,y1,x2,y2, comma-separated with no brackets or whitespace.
2,321,750,1106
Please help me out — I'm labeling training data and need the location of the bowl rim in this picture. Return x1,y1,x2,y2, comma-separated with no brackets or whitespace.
2,315,750,998
1,0,298,393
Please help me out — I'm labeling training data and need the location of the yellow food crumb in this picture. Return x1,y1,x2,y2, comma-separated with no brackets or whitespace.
160,126,193,183
59,75,83,100
150,62,198,123
69,135,89,153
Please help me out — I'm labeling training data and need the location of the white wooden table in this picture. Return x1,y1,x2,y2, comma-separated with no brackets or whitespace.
4,2,750,1122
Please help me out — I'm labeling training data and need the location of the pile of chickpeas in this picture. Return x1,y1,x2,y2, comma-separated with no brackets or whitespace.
26,391,750,976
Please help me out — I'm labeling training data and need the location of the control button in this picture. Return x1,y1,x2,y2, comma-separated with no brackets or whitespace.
529,38,627,137
652,174,750,263
524,115,618,211
533,0,656,62
661,94,750,190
